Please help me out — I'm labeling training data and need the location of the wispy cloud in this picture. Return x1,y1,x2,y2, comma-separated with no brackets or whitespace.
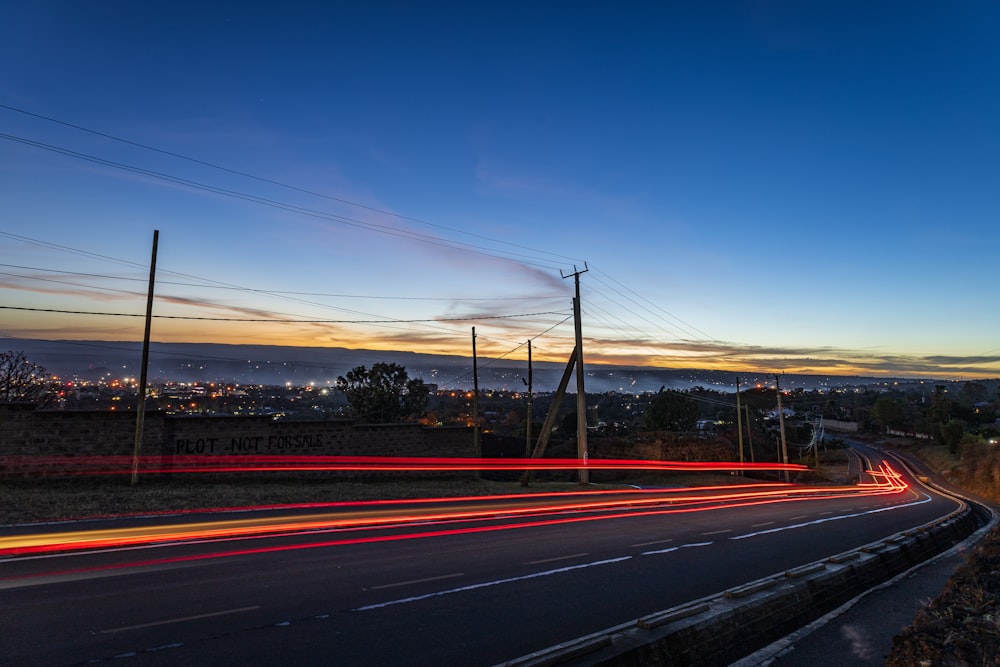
474,160,638,219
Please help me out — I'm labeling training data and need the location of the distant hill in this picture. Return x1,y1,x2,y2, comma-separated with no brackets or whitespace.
2,338,916,394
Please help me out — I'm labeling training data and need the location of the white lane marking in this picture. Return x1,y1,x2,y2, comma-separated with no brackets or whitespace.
526,553,588,565
99,605,261,634
354,557,632,611
702,529,732,536
369,573,465,590
642,541,712,556
731,494,933,541
631,538,674,547
751,522,775,528
789,515,809,520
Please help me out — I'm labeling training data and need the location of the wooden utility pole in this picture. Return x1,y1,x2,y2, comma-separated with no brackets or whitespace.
745,404,755,462
563,264,589,484
814,418,821,468
131,230,158,485
472,327,480,461
735,376,744,468
520,347,577,486
775,374,789,482
524,339,533,458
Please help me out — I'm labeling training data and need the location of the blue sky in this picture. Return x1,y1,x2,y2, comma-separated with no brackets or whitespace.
2,1,998,379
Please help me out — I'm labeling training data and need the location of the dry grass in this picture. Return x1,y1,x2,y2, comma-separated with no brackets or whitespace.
887,526,1000,666
880,435,1000,666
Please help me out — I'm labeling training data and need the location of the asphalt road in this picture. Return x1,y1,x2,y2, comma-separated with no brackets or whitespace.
0,446,960,666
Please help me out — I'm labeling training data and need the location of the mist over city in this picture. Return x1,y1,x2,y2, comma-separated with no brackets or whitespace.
4,337,925,394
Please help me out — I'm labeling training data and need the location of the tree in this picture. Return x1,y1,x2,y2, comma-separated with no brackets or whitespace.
0,350,57,407
642,389,699,431
334,363,429,423
870,396,907,433
939,418,965,455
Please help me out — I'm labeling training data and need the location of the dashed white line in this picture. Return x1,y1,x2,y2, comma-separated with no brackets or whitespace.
631,538,674,547
730,494,933,541
370,573,465,590
642,541,712,556
526,553,588,565
100,605,260,634
702,529,732,536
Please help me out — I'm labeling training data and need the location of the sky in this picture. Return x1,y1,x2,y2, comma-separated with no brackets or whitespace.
1,1,998,380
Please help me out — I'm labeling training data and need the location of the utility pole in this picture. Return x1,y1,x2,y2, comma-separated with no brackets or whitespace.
814,418,821,468
520,346,577,487
745,403,755,463
563,264,589,484
131,230,158,485
775,373,789,482
523,339,533,458
735,376,744,469
472,327,480,463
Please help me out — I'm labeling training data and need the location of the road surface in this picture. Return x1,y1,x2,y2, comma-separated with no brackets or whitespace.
0,445,958,665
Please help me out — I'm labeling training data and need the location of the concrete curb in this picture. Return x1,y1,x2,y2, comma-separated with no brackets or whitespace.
497,501,989,667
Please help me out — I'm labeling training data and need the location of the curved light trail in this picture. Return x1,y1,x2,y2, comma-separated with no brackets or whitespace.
0,463,908,560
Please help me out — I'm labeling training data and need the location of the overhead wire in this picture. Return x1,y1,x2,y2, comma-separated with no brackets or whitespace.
0,305,569,324
0,133,571,273
1,107,735,371
1,232,570,344
0,262,568,302
0,103,585,268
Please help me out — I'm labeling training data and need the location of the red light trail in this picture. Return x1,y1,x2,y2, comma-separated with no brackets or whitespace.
0,463,909,560
1,454,808,476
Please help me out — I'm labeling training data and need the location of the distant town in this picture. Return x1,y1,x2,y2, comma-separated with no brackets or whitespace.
4,337,933,394
10,338,996,450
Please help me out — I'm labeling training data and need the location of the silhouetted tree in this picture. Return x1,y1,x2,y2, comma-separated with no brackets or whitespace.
0,350,57,407
642,389,699,431
870,396,907,433
335,363,428,423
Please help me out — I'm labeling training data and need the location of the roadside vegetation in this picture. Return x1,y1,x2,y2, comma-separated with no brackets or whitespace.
880,436,1000,666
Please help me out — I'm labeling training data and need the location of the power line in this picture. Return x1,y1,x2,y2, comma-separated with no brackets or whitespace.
1,103,585,268
589,264,713,340
0,133,572,272
0,262,569,302
1,233,572,342
438,314,574,387
0,305,569,324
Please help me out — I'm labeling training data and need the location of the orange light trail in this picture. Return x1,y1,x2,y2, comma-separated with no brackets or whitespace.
0,466,909,559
